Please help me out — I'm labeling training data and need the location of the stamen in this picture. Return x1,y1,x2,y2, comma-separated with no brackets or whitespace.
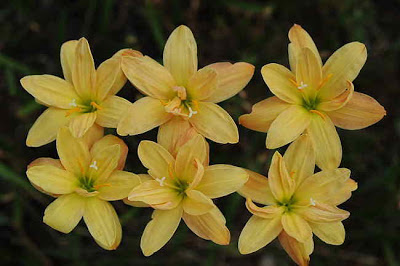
156,177,166,186
318,73,333,90
289,171,295,178
297,81,308,90
310,109,326,120
168,163,175,179
310,198,316,206
90,101,103,110
69,99,77,107
90,161,98,170
187,106,198,118
65,107,82,117
289,78,298,87
93,183,111,190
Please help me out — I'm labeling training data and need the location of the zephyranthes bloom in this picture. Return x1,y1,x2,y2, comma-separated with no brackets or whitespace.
127,134,248,256
26,127,142,250
238,134,357,265
239,24,386,170
21,37,140,147
117,25,254,144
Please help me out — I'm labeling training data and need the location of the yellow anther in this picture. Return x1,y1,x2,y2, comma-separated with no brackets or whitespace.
65,107,82,117
317,73,333,90
310,109,326,120
90,101,103,110
93,183,111,190
289,78,298,87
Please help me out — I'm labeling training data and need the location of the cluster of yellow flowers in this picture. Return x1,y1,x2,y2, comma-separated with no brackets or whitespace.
21,24,385,264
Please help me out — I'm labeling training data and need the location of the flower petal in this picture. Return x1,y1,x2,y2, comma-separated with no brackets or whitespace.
163,25,197,86
318,81,354,112
261,63,302,104
83,197,122,250
278,230,312,266
326,92,386,130
43,194,85,233
245,198,282,219
81,124,104,149
90,134,128,171
96,96,132,128
266,105,311,149
196,165,248,199
268,152,295,202
238,169,275,205
69,112,97,138
238,215,282,254
281,212,312,243
183,207,230,245
203,62,255,103
26,165,77,195
117,97,172,136
182,190,214,215
141,206,182,256
186,67,217,100
26,107,70,147
307,113,342,170
20,75,79,109
56,127,91,177
60,40,79,83
98,171,141,201
295,47,322,95
122,55,175,99
319,42,367,100
310,221,345,245
301,203,350,223
88,144,120,184
189,102,239,144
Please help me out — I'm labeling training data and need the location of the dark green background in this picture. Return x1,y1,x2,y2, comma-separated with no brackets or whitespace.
0,0,398,265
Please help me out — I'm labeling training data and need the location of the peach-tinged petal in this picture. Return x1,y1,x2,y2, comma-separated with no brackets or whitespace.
326,92,386,130
318,81,354,112
95,57,127,101
98,171,141,201
60,40,78,83
90,135,128,171
88,144,120,183
203,62,255,103
123,175,152,208
245,198,282,219
141,207,182,256
122,55,175,99
266,105,311,149
196,165,248,199
319,42,367,100
288,24,322,67
301,203,350,223
261,63,302,104
96,96,131,128
278,231,312,266
268,152,295,201
182,190,214,216
187,158,205,190
117,97,172,136
20,75,79,109
310,221,345,245
189,102,239,144
69,112,97,138
57,127,91,177
83,197,122,250
43,194,84,233
239,96,291,133
307,113,342,170
81,124,104,148
283,134,315,188
26,107,70,147
295,48,322,94
163,25,197,86
238,215,282,254
281,212,312,243
26,165,77,195
186,67,216,100
238,169,275,205
138,140,175,180
183,207,230,245
72,38,97,99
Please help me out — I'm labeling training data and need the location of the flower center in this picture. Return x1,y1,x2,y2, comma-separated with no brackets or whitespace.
277,196,297,213
65,99,102,117
163,86,198,118
302,96,320,111
79,176,96,192
173,179,189,195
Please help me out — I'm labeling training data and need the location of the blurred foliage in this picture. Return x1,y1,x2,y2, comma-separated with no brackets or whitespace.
0,0,399,265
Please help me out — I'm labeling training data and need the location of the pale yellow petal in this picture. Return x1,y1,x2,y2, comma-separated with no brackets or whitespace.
90,134,128,171
26,165,77,195
319,42,367,100
268,152,295,202
295,47,322,95
20,75,79,109
203,62,255,103
183,207,230,245
245,198,282,219
307,113,342,170
278,230,312,266
43,194,84,233
266,105,311,149
239,96,290,133
98,171,141,201
186,67,216,100
87,144,120,183
83,197,122,250
122,55,175,99
318,81,354,112
189,102,239,144
281,212,312,243
95,57,126,101
163,25,197,86
69,112,97,138
326,92,386,130
182,190,214,215
28,158,63,169
56,127,91,177
310,221,345,245
331,178,358,205
261,63,302,104
81,124,104,149
237,169,275,205
288,43,297,73
301,203,350,223
122,174,152,208
26,107,70,147
60,40,78,83
96,96,131,128
196,165,248,199
117,97,172,136
141,207,182,256
238,215,282,254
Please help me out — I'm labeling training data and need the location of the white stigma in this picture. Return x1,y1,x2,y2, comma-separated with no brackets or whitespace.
90,161,98,170
310,198,316,206
156,177,166,186
69,99,77,107
297,81,308,90
187,106,198,118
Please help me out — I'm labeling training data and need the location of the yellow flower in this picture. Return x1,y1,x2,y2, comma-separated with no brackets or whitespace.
26,127,143,250
127,134,249,256
238,134,357,265
21,37,141,147
239,24,386,170
117,25,254,144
